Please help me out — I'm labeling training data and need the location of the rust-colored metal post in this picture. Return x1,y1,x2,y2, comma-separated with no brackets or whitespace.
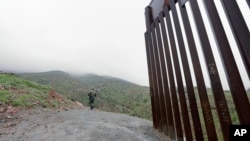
144,0,250,140
166,1,203,140
148,32,162,130
174,0,210,140
154,17,177,139
221,0,250,80
144,32,157,128
220,0,250,124
145,6,160,129
148,32,164,130
150,22,168,132
163,6,185,141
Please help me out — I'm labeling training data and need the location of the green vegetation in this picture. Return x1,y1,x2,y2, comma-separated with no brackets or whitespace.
77,74,152,119
192,88,250,141
94,82,151,119
18,71,152,120
3,70,250,140
18,71,88,101
0,72,73,109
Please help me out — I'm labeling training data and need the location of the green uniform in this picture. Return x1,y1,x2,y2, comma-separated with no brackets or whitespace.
88,89,96,110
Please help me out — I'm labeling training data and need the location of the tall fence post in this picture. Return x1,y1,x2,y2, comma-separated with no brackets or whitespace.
144,0,250,140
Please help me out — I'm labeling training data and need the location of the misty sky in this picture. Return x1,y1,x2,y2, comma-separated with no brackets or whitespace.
0,0,151,86
0,0,249,89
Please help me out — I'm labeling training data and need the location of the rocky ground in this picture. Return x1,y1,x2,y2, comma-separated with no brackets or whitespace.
0,106,169,141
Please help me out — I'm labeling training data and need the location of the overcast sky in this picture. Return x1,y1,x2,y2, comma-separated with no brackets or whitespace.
0,0,249,89
0,0,151,86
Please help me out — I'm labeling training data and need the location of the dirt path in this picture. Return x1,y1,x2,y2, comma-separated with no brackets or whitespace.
0,107,168,141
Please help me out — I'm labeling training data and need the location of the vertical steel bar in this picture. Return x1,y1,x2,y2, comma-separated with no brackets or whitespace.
166,1,194,141
221,0,250,80
159,12,194,140
220,0,250,124
150,23,164,131
174,1,205,141
149,30,163,130
151,24,168,135
179,0,230,139
203,0,250,139
145,7,161,129
188,0,220,140
145,0,250,140
163,7,185,141
151,23,169,132
145,32,157,128
154,18,176,138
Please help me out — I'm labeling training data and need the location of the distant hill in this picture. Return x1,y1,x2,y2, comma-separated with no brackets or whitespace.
0,72,75,109
17,71,152,119
17,71,88,101
78,73,140,87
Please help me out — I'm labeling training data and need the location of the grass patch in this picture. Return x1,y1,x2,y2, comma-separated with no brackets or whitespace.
0,73,73,109
0,90,11,104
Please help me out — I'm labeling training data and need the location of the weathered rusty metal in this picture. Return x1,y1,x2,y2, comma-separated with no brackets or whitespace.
154,17,175,138
145,7,161,129
148,30,162,130
201,1,250,140
148,22,165,131
151,22,169,132
163,1,194,140
163,6,185,141
167,1,209,140
158,12,182,140
220,0,250,124
221,0,250,80
144,0,250,140
187,0,226,140
188,0,238,141
144,32,157,128
174,1,204,140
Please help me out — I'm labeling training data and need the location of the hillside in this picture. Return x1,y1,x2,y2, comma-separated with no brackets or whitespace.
0,72,77,109
18,71,88,102
0,72,166,141
17,71,152,120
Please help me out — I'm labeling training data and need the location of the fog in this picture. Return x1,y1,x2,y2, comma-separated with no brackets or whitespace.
0,0,151,86
0,0,249,89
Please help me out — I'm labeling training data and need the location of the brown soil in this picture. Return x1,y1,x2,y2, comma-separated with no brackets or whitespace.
0,106,170,141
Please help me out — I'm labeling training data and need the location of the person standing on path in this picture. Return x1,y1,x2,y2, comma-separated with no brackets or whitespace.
88,88,97,110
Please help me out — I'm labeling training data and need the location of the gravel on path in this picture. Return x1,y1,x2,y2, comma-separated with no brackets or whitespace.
0,107,169,141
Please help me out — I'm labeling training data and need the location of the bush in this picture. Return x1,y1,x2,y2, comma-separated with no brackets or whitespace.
0,90,10,104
